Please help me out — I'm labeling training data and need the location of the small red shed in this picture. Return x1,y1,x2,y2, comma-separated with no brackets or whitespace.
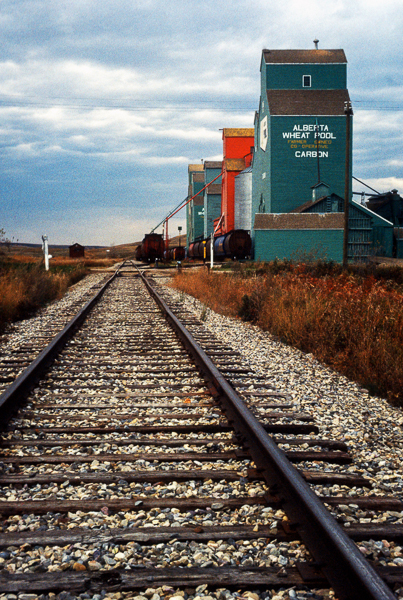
69,243,85,258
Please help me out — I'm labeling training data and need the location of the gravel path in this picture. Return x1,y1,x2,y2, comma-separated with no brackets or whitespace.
162,282,403,500
161,280,403,595
0,272,402,599
0,273,108,393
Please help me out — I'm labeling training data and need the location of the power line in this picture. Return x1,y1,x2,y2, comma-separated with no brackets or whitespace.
0,96,257,111
0,103,256,112
0,97,402,112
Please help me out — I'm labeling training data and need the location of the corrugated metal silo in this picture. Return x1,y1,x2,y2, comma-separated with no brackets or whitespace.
234,167,252,231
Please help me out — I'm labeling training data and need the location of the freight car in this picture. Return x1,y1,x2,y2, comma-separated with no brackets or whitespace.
168,246,186,261
214,229,251,259
189,230,251,261
136,233,165,262
135,244,142,261
162,247,186,261
188,241,201,259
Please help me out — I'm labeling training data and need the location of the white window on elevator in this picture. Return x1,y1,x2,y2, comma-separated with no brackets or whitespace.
302,75,311,88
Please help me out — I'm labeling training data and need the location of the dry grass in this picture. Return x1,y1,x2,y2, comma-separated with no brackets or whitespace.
0,261,89,333
171,265,403,405
1,254,118,268
1,241,137,261
0,243,127,333
50,256,118,268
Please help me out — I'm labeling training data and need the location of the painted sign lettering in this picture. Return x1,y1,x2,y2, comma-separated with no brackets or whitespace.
282,123,336,157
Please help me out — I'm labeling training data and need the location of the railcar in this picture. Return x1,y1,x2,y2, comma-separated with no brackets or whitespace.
137,233,164,262
135,244,142,261
219,229,252,259
189,230,251,260
168,246,186,261
188,242,197,258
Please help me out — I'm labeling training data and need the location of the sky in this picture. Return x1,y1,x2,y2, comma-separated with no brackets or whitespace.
1,0,402,246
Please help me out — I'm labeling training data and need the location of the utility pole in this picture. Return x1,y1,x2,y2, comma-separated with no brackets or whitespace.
342,101,353,269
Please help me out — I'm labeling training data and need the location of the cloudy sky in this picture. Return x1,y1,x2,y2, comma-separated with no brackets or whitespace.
1,0,402,246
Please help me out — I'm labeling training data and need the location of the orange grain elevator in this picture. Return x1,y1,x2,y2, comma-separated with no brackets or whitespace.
220,128,254,234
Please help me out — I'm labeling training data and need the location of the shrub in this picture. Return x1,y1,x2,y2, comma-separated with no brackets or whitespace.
171,263,403,405
0,262,88,333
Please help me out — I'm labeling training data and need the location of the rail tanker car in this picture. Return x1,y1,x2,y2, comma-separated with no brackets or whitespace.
214,229,251,259
163,247,186,261
188,241,205,259
189,230,251,261
168,246,186,261
136,233,165,262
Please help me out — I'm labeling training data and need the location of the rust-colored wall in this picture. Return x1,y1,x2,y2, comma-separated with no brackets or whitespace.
221,129,254,233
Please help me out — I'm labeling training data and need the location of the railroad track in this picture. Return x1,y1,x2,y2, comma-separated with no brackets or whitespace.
0,261,401,600
0,273,109,394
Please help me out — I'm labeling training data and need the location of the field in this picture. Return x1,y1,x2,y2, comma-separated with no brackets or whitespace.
0,232,187,333
0,244,125,334
171,261,403,405
1,242,138,260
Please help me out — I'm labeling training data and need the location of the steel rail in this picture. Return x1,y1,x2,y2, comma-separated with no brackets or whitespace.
0,268,119,426
139,270,395,600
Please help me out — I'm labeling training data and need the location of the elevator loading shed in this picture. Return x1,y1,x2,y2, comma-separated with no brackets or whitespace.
252,49,352,234
293,196,394,260
254,213,344,263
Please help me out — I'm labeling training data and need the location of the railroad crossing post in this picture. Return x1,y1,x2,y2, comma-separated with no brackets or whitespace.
210,232,214,270
41,235,52,271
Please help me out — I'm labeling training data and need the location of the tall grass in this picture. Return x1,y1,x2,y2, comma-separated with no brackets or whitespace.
171,265,403,405
2,255,118,268
0,261,88,333
48,256,118,269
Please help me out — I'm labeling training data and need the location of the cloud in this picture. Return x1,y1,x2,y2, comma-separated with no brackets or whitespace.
365,177,403,194
0,0,402,244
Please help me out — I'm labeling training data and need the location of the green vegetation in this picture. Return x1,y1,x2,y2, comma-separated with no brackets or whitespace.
171,260,403,405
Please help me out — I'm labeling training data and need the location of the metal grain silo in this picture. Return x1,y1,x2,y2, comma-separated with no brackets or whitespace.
234,167,252,231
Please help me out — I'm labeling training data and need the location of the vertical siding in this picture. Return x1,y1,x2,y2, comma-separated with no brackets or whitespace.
235,169,252,231
254,229,344,262
222,132,254,234
203,165,222,238
186,169,205,246
270,115,351,213
204,194,221,238
372,226,393,257
252,105,271,240
265,63,347,90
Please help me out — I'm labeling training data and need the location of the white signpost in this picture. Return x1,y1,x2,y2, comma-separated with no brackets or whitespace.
42,235,52,271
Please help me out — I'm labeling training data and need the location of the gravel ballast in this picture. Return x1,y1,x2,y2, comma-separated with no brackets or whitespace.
1,272,403,599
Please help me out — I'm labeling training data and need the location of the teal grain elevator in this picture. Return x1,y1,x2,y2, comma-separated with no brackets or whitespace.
252,47,352,226
186,164,205,249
